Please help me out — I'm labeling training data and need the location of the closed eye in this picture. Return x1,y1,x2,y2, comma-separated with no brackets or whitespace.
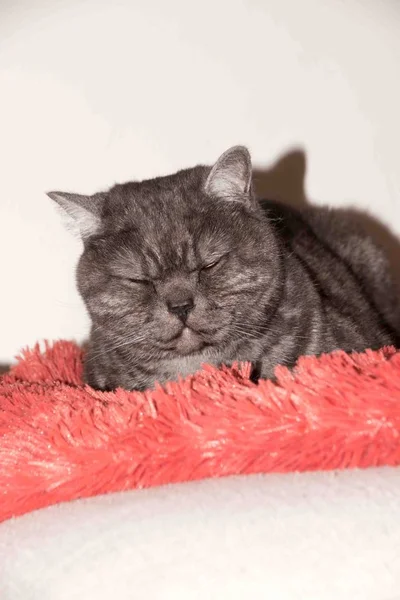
114,275,152,286
126,278,151,285
201,258,222,271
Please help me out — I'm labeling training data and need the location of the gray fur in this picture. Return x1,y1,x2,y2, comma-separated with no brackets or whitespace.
49,146,400,391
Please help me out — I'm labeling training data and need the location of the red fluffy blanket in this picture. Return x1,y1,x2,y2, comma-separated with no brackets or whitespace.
1,341,400,523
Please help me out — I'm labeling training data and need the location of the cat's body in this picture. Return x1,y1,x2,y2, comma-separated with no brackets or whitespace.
49,146,400,391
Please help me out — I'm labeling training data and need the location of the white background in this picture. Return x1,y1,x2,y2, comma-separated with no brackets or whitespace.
1,0,400,363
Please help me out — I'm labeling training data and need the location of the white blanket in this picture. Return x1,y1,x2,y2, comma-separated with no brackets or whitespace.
1,468,399,599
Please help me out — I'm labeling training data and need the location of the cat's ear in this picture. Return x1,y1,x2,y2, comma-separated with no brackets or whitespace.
205,145,254,206
47,191,105,239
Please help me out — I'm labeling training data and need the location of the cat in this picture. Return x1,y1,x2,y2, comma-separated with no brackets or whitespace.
48,145,400,391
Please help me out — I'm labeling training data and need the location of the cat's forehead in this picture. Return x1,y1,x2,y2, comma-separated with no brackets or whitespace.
110,186,204,243
101,169,246,272
110,212,227,264
102,202,235,277
108,166,208,212
103,224,197,278
106,171,232,240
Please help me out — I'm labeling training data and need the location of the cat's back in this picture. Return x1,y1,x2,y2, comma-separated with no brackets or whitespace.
260,198,375,254
260,198,400,338
260,198,388,272
259,199,309,246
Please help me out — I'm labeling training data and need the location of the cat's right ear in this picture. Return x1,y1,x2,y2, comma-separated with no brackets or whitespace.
47,191,105,240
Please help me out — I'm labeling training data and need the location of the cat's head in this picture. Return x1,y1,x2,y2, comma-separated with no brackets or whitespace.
48,146,281,358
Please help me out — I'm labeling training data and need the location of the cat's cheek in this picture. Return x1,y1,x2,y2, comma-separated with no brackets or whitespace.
138,287,157,306
119,284,158,308
87,288,131,317
197,278,223,298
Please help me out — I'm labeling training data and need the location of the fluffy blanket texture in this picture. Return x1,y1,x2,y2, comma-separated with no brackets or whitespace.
2,469,400,600
1,341,400,523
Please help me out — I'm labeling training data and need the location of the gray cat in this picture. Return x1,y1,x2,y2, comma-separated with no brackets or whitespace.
48,146,400,391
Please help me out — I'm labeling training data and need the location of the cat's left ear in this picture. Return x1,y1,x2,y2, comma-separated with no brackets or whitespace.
47,191,106,240
205,145,254,207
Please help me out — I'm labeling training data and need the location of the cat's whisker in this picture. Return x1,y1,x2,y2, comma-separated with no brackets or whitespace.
229,324,313,345
230,324,268,336
85,333,150,363
228,328,264,342
230,330,263,341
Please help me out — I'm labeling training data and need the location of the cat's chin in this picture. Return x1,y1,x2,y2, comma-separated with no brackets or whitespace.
173,327,208,356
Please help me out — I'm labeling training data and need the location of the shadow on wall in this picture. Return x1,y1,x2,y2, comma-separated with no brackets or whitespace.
253,148,400,289
253,148,308,208
0,364,10,375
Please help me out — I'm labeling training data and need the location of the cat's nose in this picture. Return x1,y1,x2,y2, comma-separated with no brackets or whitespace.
167,298,194,323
